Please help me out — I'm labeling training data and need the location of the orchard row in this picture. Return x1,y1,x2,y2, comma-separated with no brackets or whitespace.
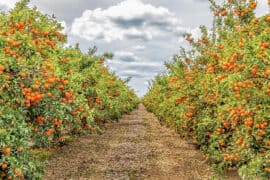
0,0,139,179
143,0,270,178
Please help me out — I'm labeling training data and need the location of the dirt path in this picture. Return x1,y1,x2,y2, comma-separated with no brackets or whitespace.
43,104,235,180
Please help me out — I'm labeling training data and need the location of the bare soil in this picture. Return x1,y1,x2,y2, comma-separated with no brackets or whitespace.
43,104,240,180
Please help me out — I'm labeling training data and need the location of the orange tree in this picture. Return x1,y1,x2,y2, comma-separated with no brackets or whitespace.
143,0,270,178
0,0,139,179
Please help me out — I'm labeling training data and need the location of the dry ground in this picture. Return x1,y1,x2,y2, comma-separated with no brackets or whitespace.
43,104,240,180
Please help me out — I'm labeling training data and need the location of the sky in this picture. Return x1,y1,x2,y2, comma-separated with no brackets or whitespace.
0,0,268,96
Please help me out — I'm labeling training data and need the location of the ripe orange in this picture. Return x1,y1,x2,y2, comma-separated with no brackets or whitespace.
264,167,270,172
264,68,270,76
266,16,270,22
65,92,72,98
2,147,11,155
223,122,230,129
250,2,257,9
63,80,69,85
1,163,7,170
14,168,22,177
0,65,5,72
20,72,27,78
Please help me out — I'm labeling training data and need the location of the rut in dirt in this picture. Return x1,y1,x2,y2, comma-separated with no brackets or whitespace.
43,104,219,179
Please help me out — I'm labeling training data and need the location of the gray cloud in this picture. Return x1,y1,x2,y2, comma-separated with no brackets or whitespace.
124,33,151,41
114,51,139,62
111,17,145,28
119,70,148,78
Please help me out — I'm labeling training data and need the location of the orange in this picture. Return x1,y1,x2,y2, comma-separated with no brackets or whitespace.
1,163,7,170
0,65,5,72
2,147,11,155
14,168,22,177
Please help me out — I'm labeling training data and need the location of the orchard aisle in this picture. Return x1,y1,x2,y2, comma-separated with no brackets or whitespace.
44,104,232,179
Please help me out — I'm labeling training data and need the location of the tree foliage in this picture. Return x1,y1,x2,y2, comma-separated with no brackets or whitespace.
0,1,139,179
143,0,270,178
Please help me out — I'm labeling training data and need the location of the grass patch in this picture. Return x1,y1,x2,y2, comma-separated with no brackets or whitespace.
30,149,56,162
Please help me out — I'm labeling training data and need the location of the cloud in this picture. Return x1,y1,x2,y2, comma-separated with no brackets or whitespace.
0,0,19,11
106,58,164,84
119,70,147,78
68,0,186,99
114,51,139,62
0,5,8,11
133,45,146,51
106,57,164,97
0,0,18,9
256,0,268,17
70,0,184,42
107,60,163,71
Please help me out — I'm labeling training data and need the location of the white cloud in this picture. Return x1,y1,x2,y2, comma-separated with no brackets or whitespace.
256,0,268,17
70,0,184,42
0,0,18,9
133,45,146,51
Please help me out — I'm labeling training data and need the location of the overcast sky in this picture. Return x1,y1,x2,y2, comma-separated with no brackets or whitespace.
0,0,268,96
